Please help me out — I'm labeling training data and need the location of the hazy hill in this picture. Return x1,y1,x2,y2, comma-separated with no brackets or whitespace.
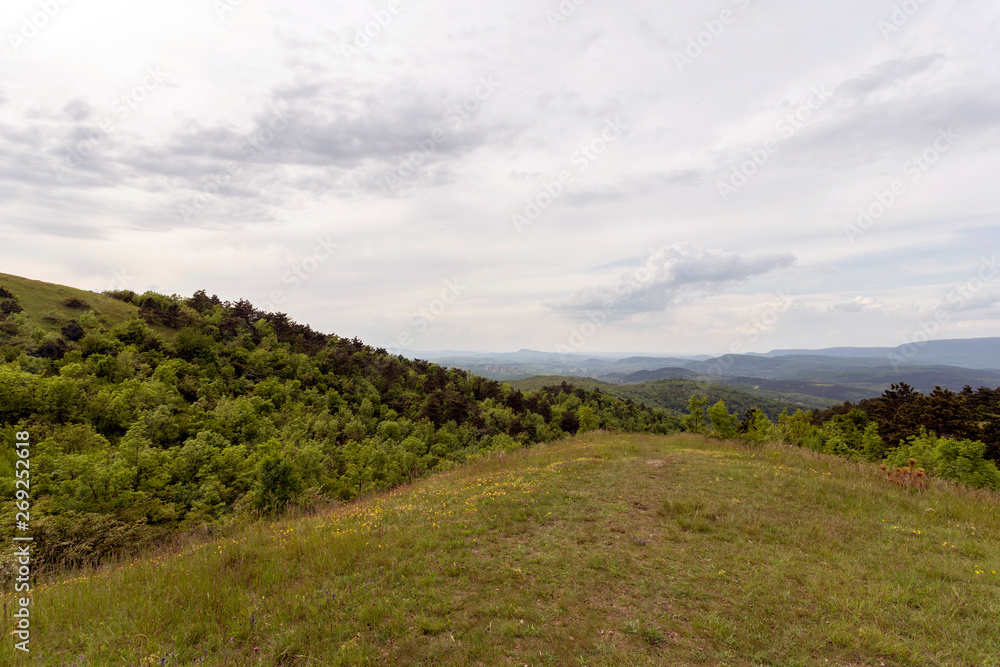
760,337,1000,370
419,342,1000,406
506,376,824,417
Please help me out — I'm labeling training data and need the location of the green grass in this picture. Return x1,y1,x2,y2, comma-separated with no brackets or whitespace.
0,272,141,334
4,432,1000,665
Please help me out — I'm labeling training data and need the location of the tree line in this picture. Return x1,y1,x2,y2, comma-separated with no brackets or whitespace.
683,384,1000,490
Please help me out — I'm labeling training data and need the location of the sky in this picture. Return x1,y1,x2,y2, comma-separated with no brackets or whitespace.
1,0,998,357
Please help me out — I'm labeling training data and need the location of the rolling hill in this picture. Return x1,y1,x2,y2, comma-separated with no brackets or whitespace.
6,431,998,665
506,376,829,416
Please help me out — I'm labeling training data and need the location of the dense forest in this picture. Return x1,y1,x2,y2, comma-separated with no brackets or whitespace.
684,383,1000,490
813,383,1000,463
0,286,679,575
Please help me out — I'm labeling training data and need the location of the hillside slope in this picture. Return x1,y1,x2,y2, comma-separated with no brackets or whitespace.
0,275,680,573
0,272,142,335
7,432,998,665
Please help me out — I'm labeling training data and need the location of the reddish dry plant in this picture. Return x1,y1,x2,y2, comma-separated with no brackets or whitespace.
881,458,928,489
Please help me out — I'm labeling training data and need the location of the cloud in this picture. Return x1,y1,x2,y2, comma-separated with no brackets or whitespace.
939,291,1000,312
834,54,945,102
547,244,795,318
832,296,884,312
564,169,707,205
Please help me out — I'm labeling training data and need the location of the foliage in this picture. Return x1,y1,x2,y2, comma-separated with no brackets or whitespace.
887,428,1000,490
816,383,1000,462
683,394,708,434
707,400,738,440
0,287,680,573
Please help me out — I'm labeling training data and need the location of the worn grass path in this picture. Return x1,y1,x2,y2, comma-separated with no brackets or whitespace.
3,432,999,666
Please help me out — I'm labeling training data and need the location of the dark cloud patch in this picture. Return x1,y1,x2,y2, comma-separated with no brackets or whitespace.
61,99,94,122
835,54,945,102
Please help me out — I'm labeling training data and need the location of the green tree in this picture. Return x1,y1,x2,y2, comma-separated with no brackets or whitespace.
707,400,738,440
577,405,600,433
683,394,708,434
253,454,303,513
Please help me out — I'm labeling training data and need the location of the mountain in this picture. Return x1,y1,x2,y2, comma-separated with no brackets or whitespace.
759,337,1000,370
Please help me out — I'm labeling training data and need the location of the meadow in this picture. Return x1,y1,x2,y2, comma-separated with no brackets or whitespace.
3,431,998,666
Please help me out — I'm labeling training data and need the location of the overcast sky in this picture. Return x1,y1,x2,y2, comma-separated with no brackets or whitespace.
1,0,998,356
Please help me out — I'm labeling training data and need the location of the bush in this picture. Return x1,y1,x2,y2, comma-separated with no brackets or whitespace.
740,408,773,446
253,454,303,514
63,297,89,309
1,298,23,315
0,512,161,580
888,428,1000,490
61,319,85,341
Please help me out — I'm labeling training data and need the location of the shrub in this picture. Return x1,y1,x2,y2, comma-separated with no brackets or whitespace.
888,428,1000,490
1,298,23,315
63,297,89,309
253,454,303,514
61,319,85,341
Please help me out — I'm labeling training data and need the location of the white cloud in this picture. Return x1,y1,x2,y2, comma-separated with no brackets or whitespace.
0,0,998,353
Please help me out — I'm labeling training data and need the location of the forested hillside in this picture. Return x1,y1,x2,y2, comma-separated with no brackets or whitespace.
0,280,679,574
508,376,817,418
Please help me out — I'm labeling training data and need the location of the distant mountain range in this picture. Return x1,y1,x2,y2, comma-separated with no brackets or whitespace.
415,338,1000,406
752,337,1000,369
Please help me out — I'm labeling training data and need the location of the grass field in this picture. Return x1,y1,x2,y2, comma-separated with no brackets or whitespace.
3,432,999,666
0,272,141,335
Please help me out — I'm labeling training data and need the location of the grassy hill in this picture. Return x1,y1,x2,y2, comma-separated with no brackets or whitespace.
507,376,824,418
6,431,998,665
0,272,142,335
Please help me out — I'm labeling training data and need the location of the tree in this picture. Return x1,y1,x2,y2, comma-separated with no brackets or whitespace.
253,454,302,513
577,405,600,433
683,394,708,434
708,400,738,440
